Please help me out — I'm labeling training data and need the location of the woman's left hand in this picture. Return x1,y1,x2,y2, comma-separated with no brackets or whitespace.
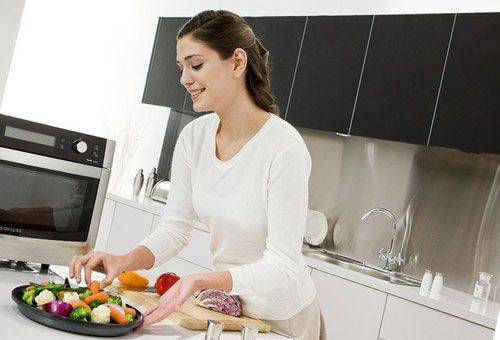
140,274,203,328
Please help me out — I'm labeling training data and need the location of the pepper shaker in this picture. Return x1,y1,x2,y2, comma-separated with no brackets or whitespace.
143,167,157,203
240,324,259,340
205,320,224,340
132,169,144,201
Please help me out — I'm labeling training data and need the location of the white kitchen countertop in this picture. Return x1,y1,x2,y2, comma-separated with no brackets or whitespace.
304,252,499,330
1,265,287,339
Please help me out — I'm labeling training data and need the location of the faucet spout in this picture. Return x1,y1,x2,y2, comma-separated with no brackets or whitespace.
361,207,404,271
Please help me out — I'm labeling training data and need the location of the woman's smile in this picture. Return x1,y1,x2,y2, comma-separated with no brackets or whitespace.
190,88,206,101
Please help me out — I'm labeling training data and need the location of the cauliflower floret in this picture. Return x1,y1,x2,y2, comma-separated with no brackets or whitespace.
34,289,56,306
62,292,80,303
90,304,110,324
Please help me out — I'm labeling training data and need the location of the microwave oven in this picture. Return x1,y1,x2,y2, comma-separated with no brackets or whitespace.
0,114,115,266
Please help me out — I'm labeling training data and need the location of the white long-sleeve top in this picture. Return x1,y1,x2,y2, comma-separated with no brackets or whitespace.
139,112,316,320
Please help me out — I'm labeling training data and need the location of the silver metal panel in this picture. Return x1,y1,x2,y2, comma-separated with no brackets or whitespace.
103,139,115,170
300,128,500,302
0,146,101,178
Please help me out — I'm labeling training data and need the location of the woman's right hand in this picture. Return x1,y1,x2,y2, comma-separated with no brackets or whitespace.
69,250,128,289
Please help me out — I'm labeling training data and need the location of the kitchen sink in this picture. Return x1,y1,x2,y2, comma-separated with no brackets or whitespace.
302,247,421,287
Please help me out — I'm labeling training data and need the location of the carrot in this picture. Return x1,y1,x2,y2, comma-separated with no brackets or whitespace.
25,285,35,291
69,299,90,310
58,291,66,299
89,280,100,295
109,305,129,325
123,307,136,317
84,291,109,305
118,271,149,287
39,281,48,285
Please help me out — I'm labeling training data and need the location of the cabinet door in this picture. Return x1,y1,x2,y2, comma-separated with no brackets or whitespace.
106,203,154,254
142,17,189,110
286,15,372,133
351,14,454,145
311,269,386,340
379,295,494,340
184,17,305,115
429,13,500,154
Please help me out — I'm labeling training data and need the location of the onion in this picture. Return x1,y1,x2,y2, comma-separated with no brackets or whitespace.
41,300,73,317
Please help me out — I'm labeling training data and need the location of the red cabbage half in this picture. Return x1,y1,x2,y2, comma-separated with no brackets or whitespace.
194,289,242,317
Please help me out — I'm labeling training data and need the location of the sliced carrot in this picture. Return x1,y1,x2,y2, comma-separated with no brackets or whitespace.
58,291,66,299
69,299,90,310
25,285,35,291
123,307,136,317
109,305,129,325
39,281,48,285
84,291,109,305
89,280,100,295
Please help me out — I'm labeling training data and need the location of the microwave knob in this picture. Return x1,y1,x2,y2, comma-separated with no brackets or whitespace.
72,140,88,154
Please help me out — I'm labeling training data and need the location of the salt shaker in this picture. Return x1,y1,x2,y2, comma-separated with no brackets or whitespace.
430,272,443,300
205,320,224,340
132,169,144,200
144,167,158,200
419,269,433,297
240,324,259,340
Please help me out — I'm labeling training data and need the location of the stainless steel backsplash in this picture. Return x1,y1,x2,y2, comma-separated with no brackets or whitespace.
300,127,500,302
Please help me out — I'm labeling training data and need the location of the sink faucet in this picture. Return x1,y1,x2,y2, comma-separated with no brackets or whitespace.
361,207,405,271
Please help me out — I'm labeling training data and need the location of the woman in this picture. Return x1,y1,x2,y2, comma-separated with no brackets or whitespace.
69,10,324,339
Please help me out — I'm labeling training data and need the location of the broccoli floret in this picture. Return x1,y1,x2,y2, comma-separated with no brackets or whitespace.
125,311,134,323
22,289,37,306
69,306,91,321
77,288,92,300
88,300,104,309
108,295,122,306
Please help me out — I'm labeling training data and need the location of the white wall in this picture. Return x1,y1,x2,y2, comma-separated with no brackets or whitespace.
2,0,500,197
0,0,25,107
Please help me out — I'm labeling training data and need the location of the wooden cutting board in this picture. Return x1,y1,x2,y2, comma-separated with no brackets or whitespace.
107,284,271,332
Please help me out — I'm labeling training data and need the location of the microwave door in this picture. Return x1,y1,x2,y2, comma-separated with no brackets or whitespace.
0,147,101,242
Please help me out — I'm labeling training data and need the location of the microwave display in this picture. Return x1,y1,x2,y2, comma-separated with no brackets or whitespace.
4,126,56,147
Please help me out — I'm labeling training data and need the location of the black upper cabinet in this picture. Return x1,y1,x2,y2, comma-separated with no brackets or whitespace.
351,14,454,145
429,13,500,154
286,16,372,133
142,17,189,110
186,16,306,115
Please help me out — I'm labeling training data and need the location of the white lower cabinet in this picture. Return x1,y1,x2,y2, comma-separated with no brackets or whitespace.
94,198,116,251
311,269,387,340
106,202,154,254
379,295,494,340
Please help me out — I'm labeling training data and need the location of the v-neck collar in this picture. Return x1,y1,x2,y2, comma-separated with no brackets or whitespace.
211,113,276,169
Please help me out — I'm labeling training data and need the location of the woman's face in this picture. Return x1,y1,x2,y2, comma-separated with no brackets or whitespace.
176,35,243,112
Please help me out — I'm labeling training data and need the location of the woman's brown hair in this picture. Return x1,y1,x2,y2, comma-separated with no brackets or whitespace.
177,10,280,116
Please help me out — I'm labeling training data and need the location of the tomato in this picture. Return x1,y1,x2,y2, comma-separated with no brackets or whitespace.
154,272,180,295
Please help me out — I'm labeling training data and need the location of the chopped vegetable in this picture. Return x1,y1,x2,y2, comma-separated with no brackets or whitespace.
155,273,180,295
194,289,242,317
88,300,104,309
41,300,73,317
68,299,90,310
34,289,56,306
109,305,129,325
25,285,35,291
62,292,80,303
125,312,134,323
90,304,110,324
29,282,67,294
118,271,149,287
123,307,136,317
57,291,66,299
22,289,37,306
77,288,92,300
84,291,109,305
108,295,122,306
69,306,91,321
89,281,100,295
